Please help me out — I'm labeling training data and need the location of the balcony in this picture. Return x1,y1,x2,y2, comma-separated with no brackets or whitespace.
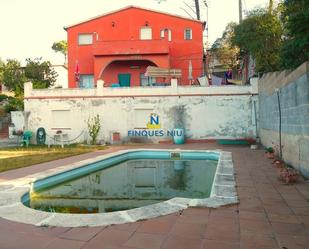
92,39,170,56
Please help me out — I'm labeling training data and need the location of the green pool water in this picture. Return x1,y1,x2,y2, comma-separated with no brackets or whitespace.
29,159,217,213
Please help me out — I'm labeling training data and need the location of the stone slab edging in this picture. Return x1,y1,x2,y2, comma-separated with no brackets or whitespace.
0,149,238,227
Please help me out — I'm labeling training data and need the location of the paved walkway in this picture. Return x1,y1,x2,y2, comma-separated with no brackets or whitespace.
0,144,308,249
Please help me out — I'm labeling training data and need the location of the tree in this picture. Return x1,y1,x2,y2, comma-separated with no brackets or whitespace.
0,58,4,83
1,58,57,96
24,58,57,89
280,0,309,69
155,0,201,20
1,59,26,96
211,22,239,69
52,40,68,65
232,8,283,73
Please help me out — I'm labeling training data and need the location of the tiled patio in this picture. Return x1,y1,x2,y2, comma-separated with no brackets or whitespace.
0,143,309,249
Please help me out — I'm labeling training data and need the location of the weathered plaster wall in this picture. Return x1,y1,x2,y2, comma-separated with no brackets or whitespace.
24,80,258,145
259,62,309,178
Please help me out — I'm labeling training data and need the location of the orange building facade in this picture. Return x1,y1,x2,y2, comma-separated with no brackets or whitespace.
65,6,205,88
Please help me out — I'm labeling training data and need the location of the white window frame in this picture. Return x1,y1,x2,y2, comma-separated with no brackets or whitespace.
78,33,93,45
134,108,154,129
140,27,152,40
184,28,192,40
160,28,172,41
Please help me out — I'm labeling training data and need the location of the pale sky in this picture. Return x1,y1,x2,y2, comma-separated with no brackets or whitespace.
0,0,270,65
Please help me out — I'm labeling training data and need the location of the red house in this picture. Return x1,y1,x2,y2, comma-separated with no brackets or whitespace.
65,6,205,88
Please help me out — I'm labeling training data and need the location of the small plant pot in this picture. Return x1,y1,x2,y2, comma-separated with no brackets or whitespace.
173,128,185,145
278,167,299,184
272,159,284,168
266,152,275,159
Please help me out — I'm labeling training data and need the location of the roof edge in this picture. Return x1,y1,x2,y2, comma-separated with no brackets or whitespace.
64,5,204,30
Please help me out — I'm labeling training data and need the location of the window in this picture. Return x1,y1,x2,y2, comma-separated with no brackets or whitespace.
134,108,153,128
78,34,93,45
79,74,94,88
140,73,156,86
160,29,172,41
140,27,152,40
184,28,192,40
52,110,71,129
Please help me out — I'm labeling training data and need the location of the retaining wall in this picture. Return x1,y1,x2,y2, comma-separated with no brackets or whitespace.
259,62,309,178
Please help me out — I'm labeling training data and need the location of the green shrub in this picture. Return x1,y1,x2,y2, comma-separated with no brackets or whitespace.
4,97,24,113
87,114,101,145
0,94,9,102
265,147,274,153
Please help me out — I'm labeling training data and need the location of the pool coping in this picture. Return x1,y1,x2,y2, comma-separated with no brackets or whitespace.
0,149,238,227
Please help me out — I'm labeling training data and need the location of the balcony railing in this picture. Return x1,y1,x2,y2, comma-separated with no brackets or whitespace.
92,39,170,56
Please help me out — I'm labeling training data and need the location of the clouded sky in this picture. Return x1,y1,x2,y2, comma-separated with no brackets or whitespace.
0,0,270,65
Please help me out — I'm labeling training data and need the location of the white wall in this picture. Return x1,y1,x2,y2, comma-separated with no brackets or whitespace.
24,81,258,144
51,65,68,89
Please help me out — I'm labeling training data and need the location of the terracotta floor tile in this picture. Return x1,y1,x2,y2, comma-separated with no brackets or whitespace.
209,208,239,218
205,223,240,242
276,234,309,249
240,233,278,249
1,145,309,249
285,199,309,208
281,193,307,201
271,222,307,235
58,227,104,242
239,219,273,236
296,186,309,199
83,228,133,248
34,227,72,237
177,213,209,225
136,220,174,234
112,222,141,232
238,197,264,212
207,216,239,226
264,205,293,215
43,238,85,249
152,213,179,223
292,207,309,216
161,235,204,249
182,208,210,216
123,233,165,249
298,215,309,225
238,210,268,222
204,240,241,249
268,213,301,224
0,227,54,249
170,222,206,239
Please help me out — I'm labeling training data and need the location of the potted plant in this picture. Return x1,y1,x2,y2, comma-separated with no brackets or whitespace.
171,105,185,144
265,147,275,159
278,165,299,184
272,158,284,168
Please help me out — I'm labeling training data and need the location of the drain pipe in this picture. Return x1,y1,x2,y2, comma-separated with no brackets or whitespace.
275,88,282,159
253,99,259,143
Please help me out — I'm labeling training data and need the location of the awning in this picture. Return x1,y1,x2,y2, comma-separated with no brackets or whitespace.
145,66,182,78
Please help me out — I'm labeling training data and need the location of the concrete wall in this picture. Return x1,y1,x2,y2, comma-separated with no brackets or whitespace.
259,62,309,178
24,80,258,145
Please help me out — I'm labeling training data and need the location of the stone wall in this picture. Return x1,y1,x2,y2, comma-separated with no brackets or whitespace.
259,62,309,178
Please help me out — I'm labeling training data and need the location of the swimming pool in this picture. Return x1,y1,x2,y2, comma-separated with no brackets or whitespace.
0,149,238,227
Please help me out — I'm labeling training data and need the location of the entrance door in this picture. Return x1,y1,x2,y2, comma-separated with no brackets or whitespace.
118,73,131,87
